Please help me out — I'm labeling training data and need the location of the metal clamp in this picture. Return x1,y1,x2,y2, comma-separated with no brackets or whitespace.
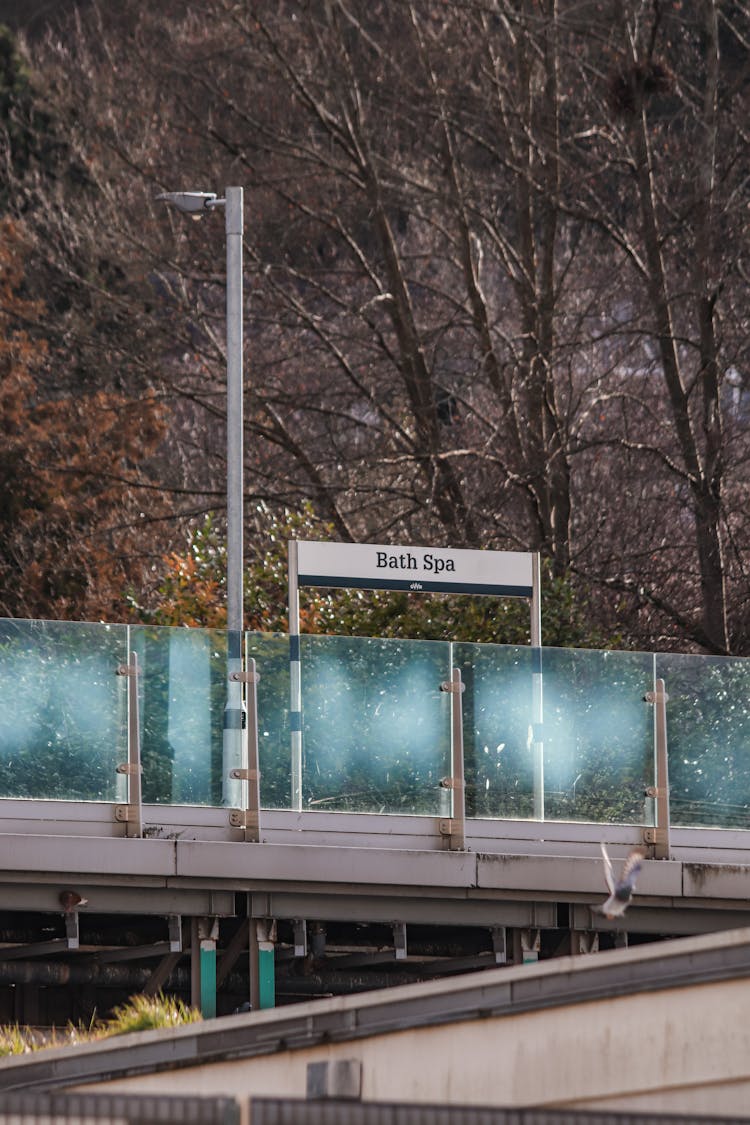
115,805,138,823
229,809,260,831
644,689,669,704
116,663,141,677
440,776,464,790
643,826,669,846
229,670,260,684
116,763,143,775
230,768,260,781
440,680,466,694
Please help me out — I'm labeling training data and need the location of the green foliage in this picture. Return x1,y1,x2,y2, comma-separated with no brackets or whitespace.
102,993,200,1036
150,505,615,650
0,1023,35,1055
0,994,200,1054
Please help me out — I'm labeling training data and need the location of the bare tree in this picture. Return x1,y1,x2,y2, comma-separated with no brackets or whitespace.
5,0,750,650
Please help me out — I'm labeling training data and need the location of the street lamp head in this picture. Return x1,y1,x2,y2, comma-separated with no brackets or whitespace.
156,191,218,219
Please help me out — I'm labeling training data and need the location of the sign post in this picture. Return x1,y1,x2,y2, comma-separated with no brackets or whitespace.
287,541,543,817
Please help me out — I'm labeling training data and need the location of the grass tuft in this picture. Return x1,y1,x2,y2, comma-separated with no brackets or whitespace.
101,993,201,1037
0,993,201,1053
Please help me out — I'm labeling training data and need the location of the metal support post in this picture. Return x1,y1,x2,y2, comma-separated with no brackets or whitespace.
293,918,308,958
190,917,218,1018
490,926,507,964
155,185,247,811
513,928,540,964
168,915,182,953
392,922,407,960
222,185,245,809
115,649,143,837
249,918,276,1010
64,912,80,950
288,540,303,811
439,667,466,850
229,657,262,840
643,677,671,859
571,930,599,956
531,552,544,820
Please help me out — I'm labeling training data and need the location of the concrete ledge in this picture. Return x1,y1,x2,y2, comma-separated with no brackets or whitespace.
0,834,177,877
175,840,477,888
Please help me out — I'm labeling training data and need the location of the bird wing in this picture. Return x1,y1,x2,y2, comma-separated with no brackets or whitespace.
600,841,615,894
620,847,644,888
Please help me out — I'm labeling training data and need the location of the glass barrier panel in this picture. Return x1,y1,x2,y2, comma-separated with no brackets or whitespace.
245,632,294,809
452,642,535,819
129,625,229,806
455,642,655,824
299,634,452,814
657,651,750,829
538,647,655,824
0,618,128,801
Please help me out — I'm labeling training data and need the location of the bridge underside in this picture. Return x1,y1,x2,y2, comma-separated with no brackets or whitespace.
2,800,750,1025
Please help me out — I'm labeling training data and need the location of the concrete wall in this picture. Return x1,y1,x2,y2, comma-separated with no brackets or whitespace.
83,972,750,1119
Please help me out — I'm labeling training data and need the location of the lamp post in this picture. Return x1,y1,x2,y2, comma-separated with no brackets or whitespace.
157,187,245,807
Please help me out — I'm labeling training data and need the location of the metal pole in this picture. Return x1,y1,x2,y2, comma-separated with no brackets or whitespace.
288,540,302,812
441,667,466,851
530,552,544,820
222,186,245,807
644,676,671,859
225,186,244,638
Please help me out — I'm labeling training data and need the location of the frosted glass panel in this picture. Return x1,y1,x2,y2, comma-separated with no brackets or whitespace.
657,652,750,828
299,634,451,813
129,625,229,805
456,643,653,824
0,618,127,800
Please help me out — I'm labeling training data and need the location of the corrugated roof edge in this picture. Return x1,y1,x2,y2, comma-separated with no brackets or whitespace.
2,925,750,1094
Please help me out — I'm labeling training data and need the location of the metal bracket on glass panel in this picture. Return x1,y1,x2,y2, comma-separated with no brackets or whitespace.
115,652,143,839
439,669,466,851
227,657,261,842
229,670,260,684
643,677,671,860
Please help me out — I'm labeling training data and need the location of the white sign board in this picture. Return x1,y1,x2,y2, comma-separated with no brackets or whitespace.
295,540,534,598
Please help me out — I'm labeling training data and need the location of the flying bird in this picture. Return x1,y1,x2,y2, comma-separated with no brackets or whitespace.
599,843,645,919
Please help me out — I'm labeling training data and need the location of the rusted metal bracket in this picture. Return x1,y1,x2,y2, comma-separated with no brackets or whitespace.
439,667,466,851
114,805,139,823
229,670,260,684
643,676,671,860
114,649,143,838
116,663,141,678
643,827,669,846
227,656,262,842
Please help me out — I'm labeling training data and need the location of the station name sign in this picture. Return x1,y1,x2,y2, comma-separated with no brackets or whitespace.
295,540,534,598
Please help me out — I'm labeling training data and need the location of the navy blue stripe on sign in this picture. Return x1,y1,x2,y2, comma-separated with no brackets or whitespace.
289,634,300,661
298,574,533,598
289,712,302,732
